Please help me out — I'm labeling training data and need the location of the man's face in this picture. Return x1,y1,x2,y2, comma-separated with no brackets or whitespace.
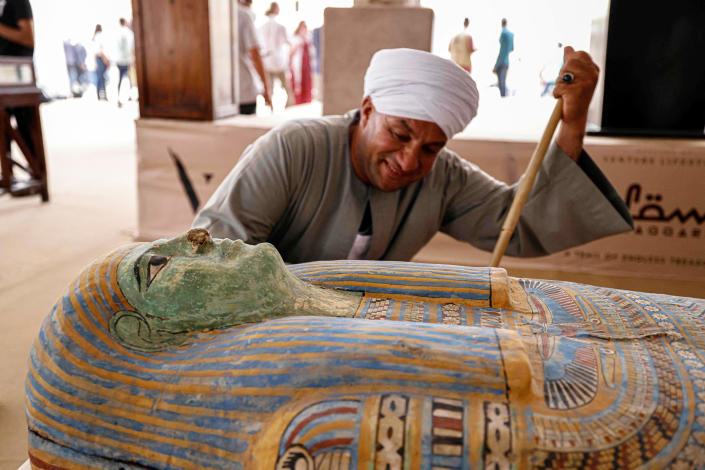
351,98,447,192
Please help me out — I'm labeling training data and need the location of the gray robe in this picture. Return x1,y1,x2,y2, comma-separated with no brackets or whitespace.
193,111,633,263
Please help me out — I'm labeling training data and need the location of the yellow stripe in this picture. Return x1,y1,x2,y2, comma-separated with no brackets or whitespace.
82,259,110,329
107,246,136,307
26,399,213,470
298,419,357,446
357,395,381,469
293,265,486,277
26,379,247,464
40,327,502,396
148,346,500,375
309,280,487,294
28,360,257,442
65,271,165,365
60,293,162,366
132,319,496,358
31,339,266,420
363,292,488,307
303,273,484,285
46,309,500,377
389,301,402,321
95,250,126,316
28,445,96,470
354,299,368,318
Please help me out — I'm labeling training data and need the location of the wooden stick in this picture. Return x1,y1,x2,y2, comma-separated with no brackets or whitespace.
489,97,563,267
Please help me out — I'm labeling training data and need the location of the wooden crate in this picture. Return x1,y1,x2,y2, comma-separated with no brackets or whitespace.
132,0,238,120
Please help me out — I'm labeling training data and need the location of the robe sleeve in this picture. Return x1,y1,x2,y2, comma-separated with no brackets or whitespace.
440,143,634,257
191,126,296,244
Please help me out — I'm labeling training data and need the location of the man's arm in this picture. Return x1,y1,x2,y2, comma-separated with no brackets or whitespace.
553,46,599,160
0,18,34,47
440,144,632,257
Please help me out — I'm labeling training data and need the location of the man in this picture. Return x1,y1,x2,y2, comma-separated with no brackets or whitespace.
63,38,84,97
448,18,476,73
115,18,135,107
193,48,632,263
238,0,271,114
0,0,35,157
259,2,292,108
494,18,514,97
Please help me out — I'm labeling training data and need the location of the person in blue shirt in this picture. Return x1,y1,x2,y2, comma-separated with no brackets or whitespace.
493,18,514,97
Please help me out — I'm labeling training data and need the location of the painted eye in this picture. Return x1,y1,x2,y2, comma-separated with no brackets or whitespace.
147,255,170,288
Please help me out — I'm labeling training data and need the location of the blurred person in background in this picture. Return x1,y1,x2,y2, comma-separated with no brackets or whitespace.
259,2,291,108
289,21,313,105
312,25,322,99
448,17,476,73
238,0,271,114
115,18,134,107
493,18,514,97
63,38,88,98
92,24,110,101
0,0,36,158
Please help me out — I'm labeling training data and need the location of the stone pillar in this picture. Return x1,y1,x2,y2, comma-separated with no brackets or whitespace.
321,5,433,115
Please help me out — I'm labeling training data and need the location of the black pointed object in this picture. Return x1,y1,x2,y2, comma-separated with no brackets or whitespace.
167,147,200,214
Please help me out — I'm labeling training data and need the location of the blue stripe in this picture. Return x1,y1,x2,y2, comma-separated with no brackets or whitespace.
301,429,358,454
29,430,178,470
32,333,293,413
281,400,361,450
27,370,251,454
300,275,490,289
27,386,242,469
302,284,489,299
37,318,504,401
431,454,463,468
51,305,501,370
161,322,505,358
288,261,491,277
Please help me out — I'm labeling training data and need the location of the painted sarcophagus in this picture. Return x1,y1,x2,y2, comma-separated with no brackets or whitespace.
26,230,705,469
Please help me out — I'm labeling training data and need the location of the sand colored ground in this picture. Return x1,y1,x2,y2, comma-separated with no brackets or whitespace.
0,99,137,469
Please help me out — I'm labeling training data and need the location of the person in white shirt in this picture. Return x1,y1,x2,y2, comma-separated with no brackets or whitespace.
238,0,271,114
92,24,109,101
115,18,134,106
258,2,292,107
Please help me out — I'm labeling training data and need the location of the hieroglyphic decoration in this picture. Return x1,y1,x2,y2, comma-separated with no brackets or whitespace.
402,301,425,322
357,299,473,326
440,304,462,325
276,399,361,469
479,308,505,329
542,342,599,410
375,395,408,469
364,298,391,320
483,402,512,470
431,397,464,466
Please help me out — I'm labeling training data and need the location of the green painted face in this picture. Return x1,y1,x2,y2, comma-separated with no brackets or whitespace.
113,231,303,351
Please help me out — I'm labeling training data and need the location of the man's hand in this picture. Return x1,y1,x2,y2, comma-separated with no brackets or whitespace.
553,46,599,161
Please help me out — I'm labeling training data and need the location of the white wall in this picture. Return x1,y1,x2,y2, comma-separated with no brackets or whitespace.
31,0,132,97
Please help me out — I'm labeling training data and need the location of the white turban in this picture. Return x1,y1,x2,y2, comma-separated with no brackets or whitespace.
363,48,479,139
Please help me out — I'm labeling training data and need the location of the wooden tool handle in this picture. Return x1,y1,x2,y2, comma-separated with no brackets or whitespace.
489,98,563,267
